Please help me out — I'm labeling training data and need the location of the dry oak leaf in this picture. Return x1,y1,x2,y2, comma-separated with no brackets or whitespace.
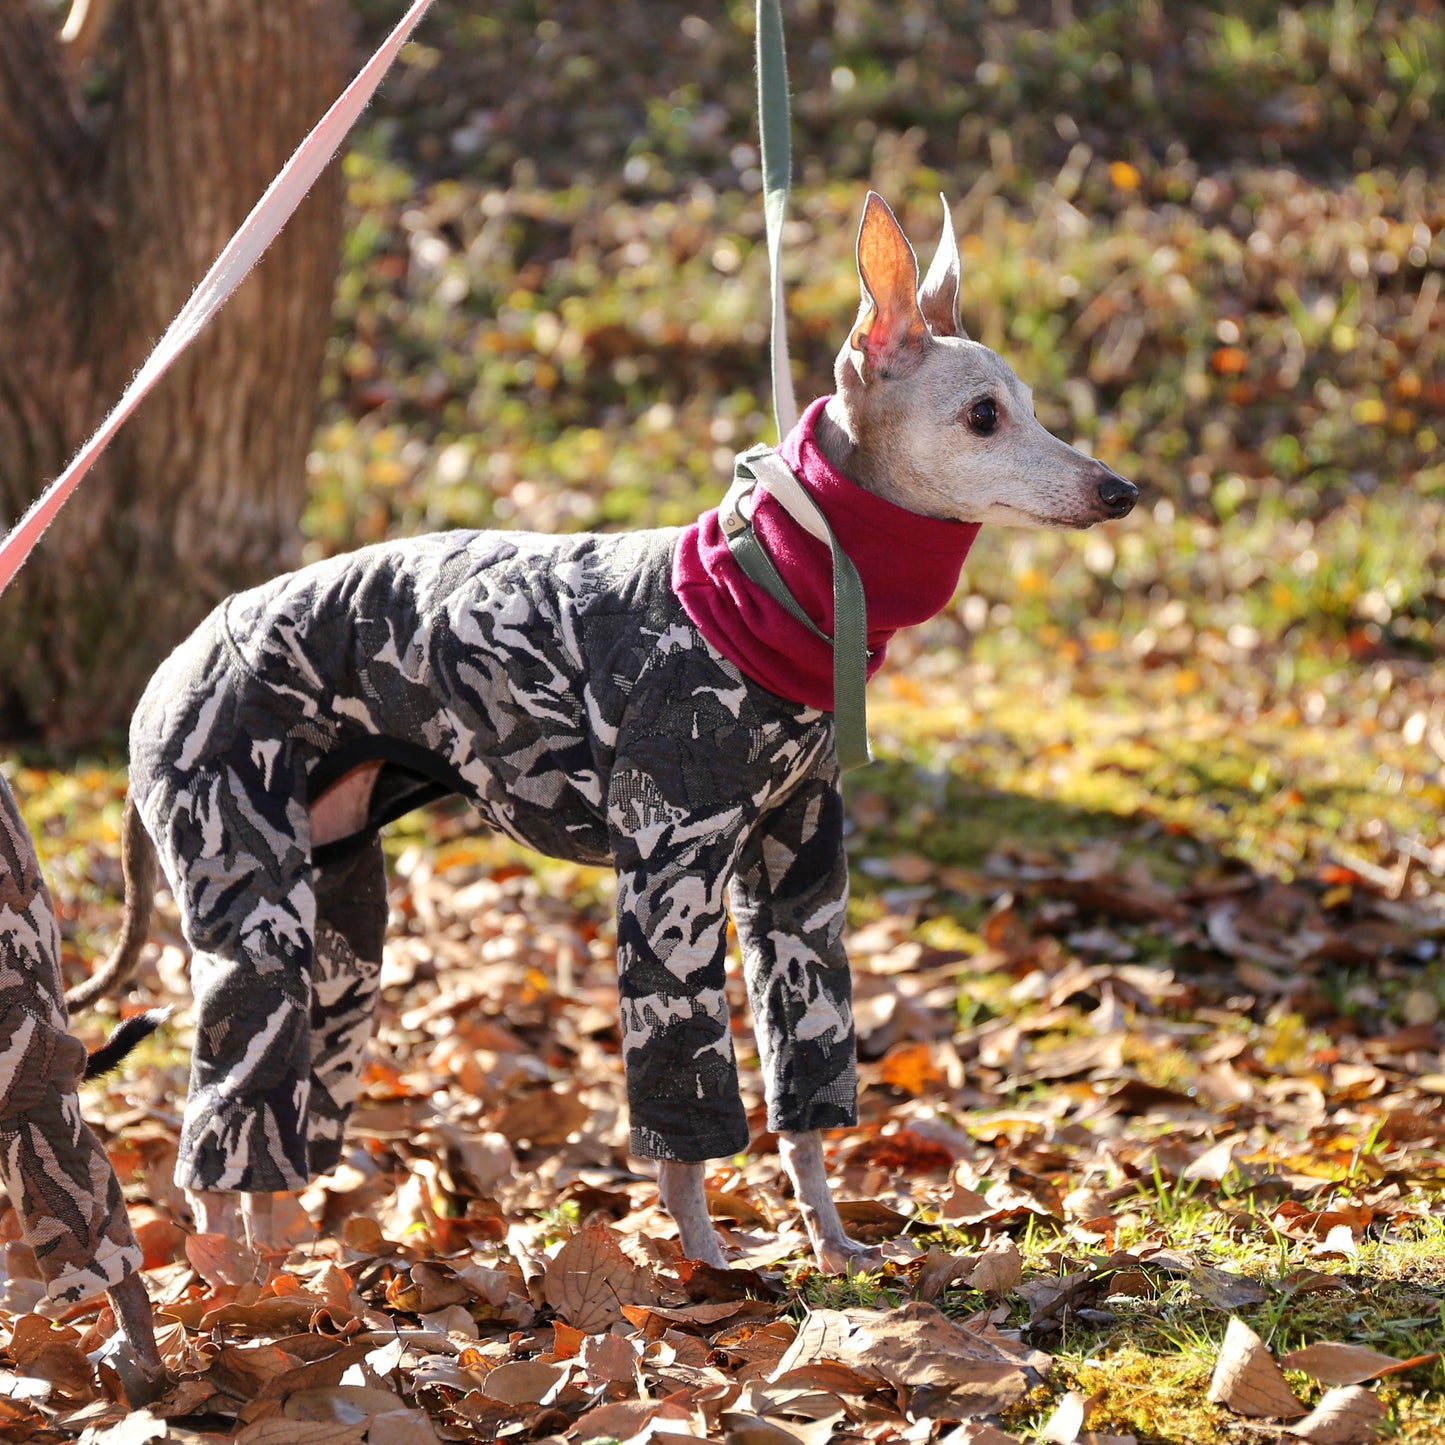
706,1188,772,1226
491,1086,590,1146
543,1222,660,1332
1279,1341,1439,1386
1207,1317,1306,1418
782,1301,1039,1414
1039,1388,1094,1443
718,1411,812,1445
185,1230,263,1287
968,1238,1023,1296
938,1424,1023,1445
5,1314,94,1395
580,1329,642,1388
81,1411,171,1444
1188,1265,1268,1310
915,1243,980,1303
1283,1386,1388,1444
235,1420,366,1445
573,1398,695,1440
878,1040,947,1095
832,1199,912,1236
367,1410,443,1445
478,1358,571,1405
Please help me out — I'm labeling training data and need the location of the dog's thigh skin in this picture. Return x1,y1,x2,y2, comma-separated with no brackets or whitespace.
730,767,858,1138
0,776,145,1301
137,735,319,1194
307,834,387,1176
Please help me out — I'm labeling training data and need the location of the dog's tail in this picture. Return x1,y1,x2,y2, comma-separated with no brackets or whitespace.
82,1006,172,1080
65,794,158,1014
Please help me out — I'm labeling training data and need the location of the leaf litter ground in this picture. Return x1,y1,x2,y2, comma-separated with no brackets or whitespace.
5,670,1442,1445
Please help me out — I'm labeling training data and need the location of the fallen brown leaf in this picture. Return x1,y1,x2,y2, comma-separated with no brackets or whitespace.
780,1301,1041,1416
6,1315,95,1398
580,1329,641,1388
235,1419,366,1445
573,1398,694,1440
491,1085,590,1146
706,1188,772,1226
1279,1341,1439,1386
1207,1316,1306,1418
542,1223,659,1332
915,1243,979,1303
185,1230,262,1288
1039,1388,1093,1443
968,1238,1023,1296
478,1358,571,1405
1283,1385,1388,1443
938,1424,1024,1445
1188,1265,1268,1310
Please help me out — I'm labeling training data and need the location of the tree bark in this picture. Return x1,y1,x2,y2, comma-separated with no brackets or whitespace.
0,0,350,744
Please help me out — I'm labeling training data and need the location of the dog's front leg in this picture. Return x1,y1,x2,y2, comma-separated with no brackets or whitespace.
731,767,879,1273
657,1160,728,1266
780,1130,881,1272
187,1189,278,1254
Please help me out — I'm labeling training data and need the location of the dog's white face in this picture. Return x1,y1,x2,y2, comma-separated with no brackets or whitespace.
822,193,1137,529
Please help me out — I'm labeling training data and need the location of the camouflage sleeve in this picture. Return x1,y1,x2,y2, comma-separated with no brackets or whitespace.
609,762,754,1163
729,764,859,1136
0,774,144,1302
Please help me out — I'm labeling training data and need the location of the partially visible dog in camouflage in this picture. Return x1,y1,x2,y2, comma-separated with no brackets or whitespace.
78,194,1135,1270
0,774,160,1378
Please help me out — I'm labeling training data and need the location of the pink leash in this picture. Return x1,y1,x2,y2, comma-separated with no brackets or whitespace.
0,0,437,599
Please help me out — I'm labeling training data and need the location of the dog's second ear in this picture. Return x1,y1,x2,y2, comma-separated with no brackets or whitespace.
918,194,966,339
849,192,930,379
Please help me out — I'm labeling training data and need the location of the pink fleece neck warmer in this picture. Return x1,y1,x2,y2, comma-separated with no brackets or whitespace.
671,395,981,711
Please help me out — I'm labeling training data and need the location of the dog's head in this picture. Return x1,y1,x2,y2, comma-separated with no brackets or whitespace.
824,192,1137,528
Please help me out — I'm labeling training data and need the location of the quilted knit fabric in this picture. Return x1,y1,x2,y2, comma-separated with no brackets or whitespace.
129,527,859,1187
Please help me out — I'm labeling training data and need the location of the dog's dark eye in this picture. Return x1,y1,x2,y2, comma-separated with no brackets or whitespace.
967,398,998,435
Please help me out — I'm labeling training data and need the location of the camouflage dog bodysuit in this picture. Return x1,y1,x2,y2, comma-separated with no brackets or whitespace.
131,528,854,1191
129,396,977,1193
0,774,145,1300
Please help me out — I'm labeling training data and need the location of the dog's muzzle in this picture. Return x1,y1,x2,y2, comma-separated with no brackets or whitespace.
1094,468,1138,518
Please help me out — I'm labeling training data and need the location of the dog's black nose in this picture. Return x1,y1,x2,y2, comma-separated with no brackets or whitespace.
1096,469,1138,517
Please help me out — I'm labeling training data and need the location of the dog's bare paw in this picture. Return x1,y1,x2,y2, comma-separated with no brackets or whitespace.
813,1236,883,1274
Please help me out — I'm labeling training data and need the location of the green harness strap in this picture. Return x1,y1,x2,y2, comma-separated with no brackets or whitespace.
721,0,873,772
720,445,872,772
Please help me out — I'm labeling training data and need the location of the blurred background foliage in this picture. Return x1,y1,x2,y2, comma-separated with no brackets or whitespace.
20,1,1442,896
311,0,1442,692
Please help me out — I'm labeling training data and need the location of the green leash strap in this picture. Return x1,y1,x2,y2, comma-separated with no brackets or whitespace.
755,0,798,438
720,446,873,772
723,2,872,771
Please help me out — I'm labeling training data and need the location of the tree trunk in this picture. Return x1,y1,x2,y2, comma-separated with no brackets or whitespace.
0,0,350,744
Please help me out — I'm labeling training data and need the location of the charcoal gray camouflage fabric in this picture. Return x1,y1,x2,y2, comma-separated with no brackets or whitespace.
0,773,144,1300
129,528,857,1192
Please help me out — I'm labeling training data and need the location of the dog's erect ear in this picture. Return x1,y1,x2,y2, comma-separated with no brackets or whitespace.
849,192,930,378
918,194,966,339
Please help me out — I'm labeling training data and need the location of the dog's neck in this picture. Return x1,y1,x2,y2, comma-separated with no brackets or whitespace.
814,394,919,514
671,395,980,714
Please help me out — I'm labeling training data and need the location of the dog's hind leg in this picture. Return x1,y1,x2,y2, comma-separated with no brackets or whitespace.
306,833,388,1178
0,776,162,1391
149,738,319,1200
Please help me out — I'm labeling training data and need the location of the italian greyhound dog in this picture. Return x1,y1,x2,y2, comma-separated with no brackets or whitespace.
76,193,1135,1273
